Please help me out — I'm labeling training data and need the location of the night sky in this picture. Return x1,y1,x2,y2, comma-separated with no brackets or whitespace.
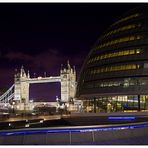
0,3,140,101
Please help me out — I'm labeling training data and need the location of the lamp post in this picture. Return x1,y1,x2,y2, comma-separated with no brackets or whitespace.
12,101,15,113
56,96,60,112
29,99,34,111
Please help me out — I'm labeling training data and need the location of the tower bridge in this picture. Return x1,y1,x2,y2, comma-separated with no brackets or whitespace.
0,61,77,110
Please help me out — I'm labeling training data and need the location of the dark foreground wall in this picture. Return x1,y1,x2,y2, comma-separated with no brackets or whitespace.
0,122,148,145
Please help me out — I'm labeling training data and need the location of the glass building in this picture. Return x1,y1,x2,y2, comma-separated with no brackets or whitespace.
76,5,148,113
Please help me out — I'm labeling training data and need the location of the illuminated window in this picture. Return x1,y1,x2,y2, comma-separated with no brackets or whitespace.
90,64,140,74
103,24,141,38
112,13,140,26
87,49,141,64
95,35,142,50
94,78,146,88
98,81,122,88
136,49,140,54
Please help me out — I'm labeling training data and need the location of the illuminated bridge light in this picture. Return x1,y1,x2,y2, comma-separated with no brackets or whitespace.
25,124,30,127
108,116,136,120
40,120,44,123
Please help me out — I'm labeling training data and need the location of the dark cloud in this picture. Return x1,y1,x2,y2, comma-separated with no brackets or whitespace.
4,48,85,76
5,52,32,61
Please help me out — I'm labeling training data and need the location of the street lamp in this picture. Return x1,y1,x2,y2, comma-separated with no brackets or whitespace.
11,105,14,113
56,96,59,102
29,100,34,103
56,96,60,113
29,99,34,111
17,105,20,110
12,101,15,113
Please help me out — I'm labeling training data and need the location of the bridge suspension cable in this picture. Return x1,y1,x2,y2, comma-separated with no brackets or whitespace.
0,84,15,103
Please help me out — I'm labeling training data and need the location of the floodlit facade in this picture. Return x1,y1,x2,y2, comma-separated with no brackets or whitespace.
77,6,148,113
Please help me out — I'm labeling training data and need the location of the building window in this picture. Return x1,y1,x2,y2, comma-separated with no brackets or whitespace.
87,48,141,64
103,24,141,38
89,64,140,75
112,13,140,26
94,35,142,50
85,77,148,90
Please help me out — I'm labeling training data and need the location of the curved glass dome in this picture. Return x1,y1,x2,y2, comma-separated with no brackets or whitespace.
77,5,148,112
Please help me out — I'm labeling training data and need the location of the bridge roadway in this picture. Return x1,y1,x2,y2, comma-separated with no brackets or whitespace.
21,76,61,84
0,112,148,145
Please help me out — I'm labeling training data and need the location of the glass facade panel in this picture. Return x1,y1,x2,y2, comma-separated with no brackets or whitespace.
94,35,142,50
103,24,141,38
89,64,140,75
112,13,140,26
83,95,148,113
95,35,142,50
87,49,141,64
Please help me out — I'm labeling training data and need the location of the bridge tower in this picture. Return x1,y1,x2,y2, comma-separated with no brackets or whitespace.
14,66,30,104
60,61,76,102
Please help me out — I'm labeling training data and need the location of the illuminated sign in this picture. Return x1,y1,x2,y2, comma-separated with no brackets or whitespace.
108,116,135,120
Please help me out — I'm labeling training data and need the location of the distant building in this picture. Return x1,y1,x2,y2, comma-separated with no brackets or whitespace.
77,5,148,112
